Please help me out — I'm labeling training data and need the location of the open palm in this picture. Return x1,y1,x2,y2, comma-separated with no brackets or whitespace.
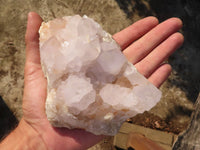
22,12,183,150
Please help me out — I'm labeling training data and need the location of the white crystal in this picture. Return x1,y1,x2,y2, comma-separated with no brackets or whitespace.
39,15,162,136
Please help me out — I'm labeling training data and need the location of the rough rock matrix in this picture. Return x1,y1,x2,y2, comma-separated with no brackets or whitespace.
39,15,161,135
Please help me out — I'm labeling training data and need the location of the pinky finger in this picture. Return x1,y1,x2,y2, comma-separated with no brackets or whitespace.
148,64,172,88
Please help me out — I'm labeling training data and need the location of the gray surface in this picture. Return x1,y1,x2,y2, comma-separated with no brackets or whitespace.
173,93,200,149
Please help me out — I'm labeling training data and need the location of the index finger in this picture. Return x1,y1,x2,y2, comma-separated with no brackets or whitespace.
113,16,159,50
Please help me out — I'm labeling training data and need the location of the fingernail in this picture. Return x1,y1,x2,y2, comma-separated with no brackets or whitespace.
28,12,33,21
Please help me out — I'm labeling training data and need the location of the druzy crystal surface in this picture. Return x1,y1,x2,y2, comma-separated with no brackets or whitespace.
39,15,161,135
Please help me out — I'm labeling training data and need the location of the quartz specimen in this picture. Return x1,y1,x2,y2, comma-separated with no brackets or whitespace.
39,15,162,136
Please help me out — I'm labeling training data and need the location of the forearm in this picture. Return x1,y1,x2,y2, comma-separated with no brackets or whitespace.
0,119,47,150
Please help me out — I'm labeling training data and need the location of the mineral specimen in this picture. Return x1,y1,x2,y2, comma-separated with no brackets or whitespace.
39,15,161,135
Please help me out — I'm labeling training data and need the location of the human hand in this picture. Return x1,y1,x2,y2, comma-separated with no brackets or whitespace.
113,16,183,87
0,12,183,150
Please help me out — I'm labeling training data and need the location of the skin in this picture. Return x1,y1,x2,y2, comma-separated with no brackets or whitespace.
0,12,183,150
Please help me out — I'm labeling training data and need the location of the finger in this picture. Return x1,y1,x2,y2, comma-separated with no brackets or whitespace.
123,18,183,64
148,64,172,88
135,32,184,77
23,12,47,120
25,12,43,65
113,16,159,50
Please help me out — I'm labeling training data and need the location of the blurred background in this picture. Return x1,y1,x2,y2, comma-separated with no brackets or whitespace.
0,0,199,149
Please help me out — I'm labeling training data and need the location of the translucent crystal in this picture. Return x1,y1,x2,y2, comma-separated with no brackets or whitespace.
39,15,161,135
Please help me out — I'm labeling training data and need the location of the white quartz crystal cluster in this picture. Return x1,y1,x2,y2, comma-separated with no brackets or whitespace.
39,15,161,135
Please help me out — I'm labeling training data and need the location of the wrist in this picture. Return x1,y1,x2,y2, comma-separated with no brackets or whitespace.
0,118,47,150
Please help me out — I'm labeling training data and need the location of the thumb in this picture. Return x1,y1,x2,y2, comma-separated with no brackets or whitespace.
25,12,43,64
23,12,47,121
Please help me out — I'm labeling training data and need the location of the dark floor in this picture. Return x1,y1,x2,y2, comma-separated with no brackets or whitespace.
0,96,18,140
